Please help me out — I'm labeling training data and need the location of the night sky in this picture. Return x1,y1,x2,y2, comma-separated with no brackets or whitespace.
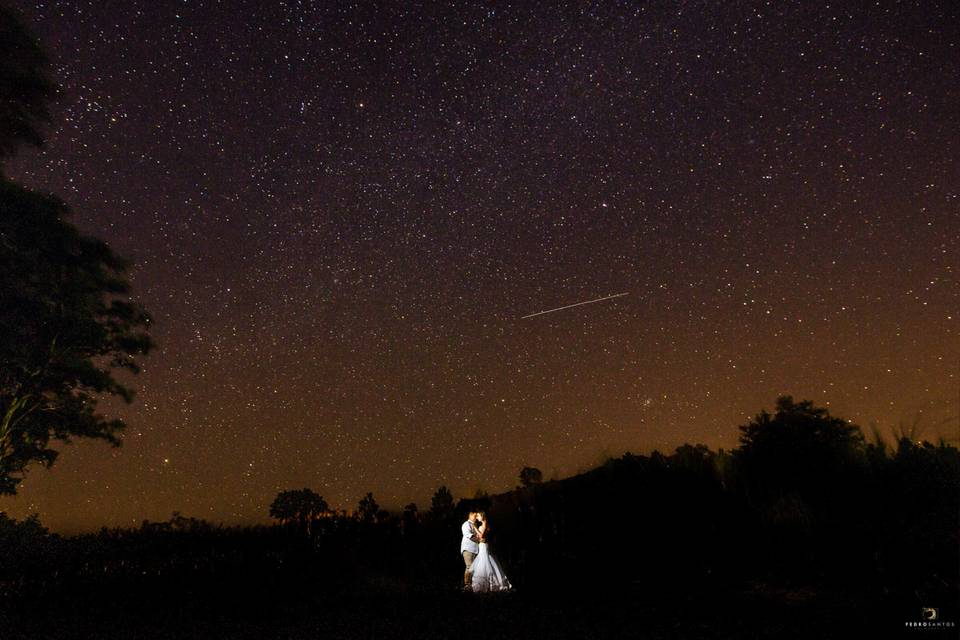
1,1,956,534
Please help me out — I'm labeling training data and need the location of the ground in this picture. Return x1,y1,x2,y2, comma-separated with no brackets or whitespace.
1,572,947,639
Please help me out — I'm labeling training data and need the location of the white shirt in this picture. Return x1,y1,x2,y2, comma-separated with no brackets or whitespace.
460,519,479,554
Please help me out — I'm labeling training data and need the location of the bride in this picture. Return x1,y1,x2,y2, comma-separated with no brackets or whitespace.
471,511,513,593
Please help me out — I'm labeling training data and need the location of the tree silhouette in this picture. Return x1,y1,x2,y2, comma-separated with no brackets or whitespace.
400,502,419,534
269,489,329,532
429,485,454,518
356,492,381,523
669,443,717,476
737,396,865,480
519,466,543,487
0,510,56,575
0,8,154,494
734,395,868,531
168,511,215,534
0,7,56,162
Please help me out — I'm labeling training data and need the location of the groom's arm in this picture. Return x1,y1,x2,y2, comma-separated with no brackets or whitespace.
462,521,480,542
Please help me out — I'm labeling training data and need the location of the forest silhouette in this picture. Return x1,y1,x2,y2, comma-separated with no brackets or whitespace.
1,396,957,637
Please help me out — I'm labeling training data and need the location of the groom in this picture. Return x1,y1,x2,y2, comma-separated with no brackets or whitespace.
460,511,480,591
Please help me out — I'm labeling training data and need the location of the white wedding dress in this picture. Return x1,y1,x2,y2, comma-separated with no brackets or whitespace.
471,541,512,592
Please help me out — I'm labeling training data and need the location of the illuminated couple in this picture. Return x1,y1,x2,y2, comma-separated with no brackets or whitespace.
460,510,513,593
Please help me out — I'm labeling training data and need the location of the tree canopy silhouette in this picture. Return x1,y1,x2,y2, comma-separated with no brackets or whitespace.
269,488,329,530
734,395,867,506
401,502,419,530
0,7,55,162
519,466,543,487
0,7,154,494
429,485,454,518
356,492,382,523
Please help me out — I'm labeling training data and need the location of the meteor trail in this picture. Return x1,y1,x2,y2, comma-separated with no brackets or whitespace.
521,292,629,319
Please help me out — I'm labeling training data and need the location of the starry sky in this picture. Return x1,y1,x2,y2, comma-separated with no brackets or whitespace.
1,0,957,534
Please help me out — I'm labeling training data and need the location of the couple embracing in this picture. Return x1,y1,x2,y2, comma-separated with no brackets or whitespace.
460,510,512,593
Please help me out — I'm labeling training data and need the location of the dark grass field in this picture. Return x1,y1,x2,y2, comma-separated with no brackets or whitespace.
1,568,950,639
2,436,956,639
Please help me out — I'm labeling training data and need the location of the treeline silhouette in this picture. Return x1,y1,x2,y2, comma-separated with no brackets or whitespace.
1,396,956,622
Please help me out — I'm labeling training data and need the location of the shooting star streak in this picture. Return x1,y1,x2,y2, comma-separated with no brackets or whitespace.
521,292,629,320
